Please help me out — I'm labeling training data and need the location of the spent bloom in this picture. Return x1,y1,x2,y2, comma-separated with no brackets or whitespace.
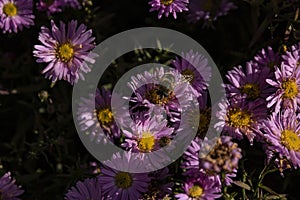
266,62,300,113
182,136,241,185
175,171,221,200
148,0,189,19
33,20,97,85
262,109,300,169
65,178,103,200
0,0,35,33
0,172,24,200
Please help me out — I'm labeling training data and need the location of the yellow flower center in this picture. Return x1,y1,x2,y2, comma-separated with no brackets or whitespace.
282,79,298,99
97,108,114,125
160,0,174,6
227,108,253,128
3,3,17,17
240,83,260,100
188,185,203,198
56,43,74,63
115,172,133,189
182,69,195,83
138,132,155,152
146,85,173,105
281,130,300,151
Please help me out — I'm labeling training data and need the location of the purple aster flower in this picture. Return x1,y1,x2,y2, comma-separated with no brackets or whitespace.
65,178,103,200
187,0,236,25
37,0,81,15
127,67,194,126
0,0,35,33
99,152,151,200
121,117,174,153
282,42,300,69
64,0,81,9
253,46,281,72
181,91,211,139
148,0,189,19
33,20,97,85
215,99,267,144
140,167,173,200
175,171,221,200
172,50,211,97
36,0,62,15
224,62,275,102
266,62,300,113
262,109,300,169
0,172,24,200
76,88,123,143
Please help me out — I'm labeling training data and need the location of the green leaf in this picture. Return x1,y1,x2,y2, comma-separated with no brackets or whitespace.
233,181,251,190
259,184,286,199
265,194,287,200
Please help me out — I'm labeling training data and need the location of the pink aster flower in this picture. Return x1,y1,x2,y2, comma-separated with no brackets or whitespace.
76,88,125,144
262,109,300,170
224,62,275,102
148,0,189,19
215,99,267,144
33,20,97,85
266,62,300,113
282,42,300,69
175,171,221,200
0,0,35,33
127,67,194,127
253,46,281,72
172,50,211,97
121,116,174,153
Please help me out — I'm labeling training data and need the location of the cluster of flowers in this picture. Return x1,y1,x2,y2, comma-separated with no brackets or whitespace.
218,44,300,173
64,44,300,199
2,1,300,200
3,21,300,200
67,49,243,200
0,0,237,37
0,0,82,33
